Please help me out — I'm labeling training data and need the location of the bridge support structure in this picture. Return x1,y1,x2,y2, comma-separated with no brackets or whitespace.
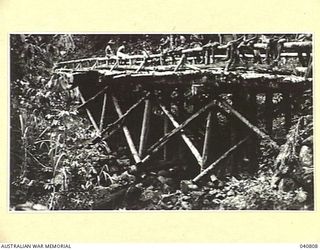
64,68,310,183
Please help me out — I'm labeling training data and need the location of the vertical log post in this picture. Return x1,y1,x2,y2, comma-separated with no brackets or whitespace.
159,103,203,167
265,89,273,136
205,48,210,65
177,87,185,160
201,110,213,171
229,91,243,176
283,89,292,132
160,55,164,66
79,94,100,135
142,99,217,165
139,99,152,157
247,90,258,173
162,88,170,161
206,93,220,170
211,47,215,64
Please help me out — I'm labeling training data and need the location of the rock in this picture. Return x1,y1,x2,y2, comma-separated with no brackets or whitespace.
128,165,137,174
32,204,48,211
181,201,192,210
203,199,210,205
278,178,296,192
209,189,219,196
227,190,235,196
14,202,48,211
296,189,307,203
157,176,167,184
190,191,205,196
116,158,131,166
299,145,312,168
140,189,160,202
210,174,218,183
158,170,170,177
180,180,198,194
122,171,136,183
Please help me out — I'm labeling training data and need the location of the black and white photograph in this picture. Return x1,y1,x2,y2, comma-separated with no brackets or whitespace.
10,33,313,211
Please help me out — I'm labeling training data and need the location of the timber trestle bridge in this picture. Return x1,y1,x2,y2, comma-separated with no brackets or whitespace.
54,36,312,183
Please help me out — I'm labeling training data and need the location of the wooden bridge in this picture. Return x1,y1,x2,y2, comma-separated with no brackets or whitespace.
54,37,312,183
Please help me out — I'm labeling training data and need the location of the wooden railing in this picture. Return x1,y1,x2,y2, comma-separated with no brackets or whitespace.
54,41,312,71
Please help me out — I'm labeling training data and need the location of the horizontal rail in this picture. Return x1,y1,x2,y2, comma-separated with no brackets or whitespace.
55,41,312,68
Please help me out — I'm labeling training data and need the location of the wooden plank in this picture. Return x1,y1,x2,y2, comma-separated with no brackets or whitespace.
141,99,217,164
159,102,203,167
184,64,202,71
112,95,141,164
174,54,186,72
56,51,311,74
138,99,152,157
135,58,146,73
193,137,249,183
253,41,312,50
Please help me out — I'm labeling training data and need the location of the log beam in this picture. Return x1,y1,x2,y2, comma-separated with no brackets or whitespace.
216,97,279,149
201,111,214,170
96,92,150,141
193,137,249,183
283,90,292,132
138,99,152,157
112,95,141,164
99,93,108,131
163,115,169,160
141,99,217,164
77,86,109,110
265,90,273,136
158,102,203,167
79,94,101,135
